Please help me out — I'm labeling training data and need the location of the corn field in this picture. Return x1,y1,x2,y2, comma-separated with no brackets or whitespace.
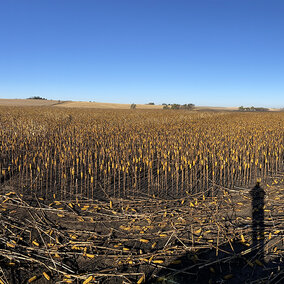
0,107,283,200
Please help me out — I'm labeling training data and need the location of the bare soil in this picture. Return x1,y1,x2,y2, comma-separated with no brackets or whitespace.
0,174,283,283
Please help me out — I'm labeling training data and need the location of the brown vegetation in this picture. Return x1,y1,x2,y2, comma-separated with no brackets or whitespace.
0,99,163,110
0,107,283,283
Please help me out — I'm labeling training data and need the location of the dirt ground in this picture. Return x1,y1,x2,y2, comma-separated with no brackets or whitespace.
0,174,283,283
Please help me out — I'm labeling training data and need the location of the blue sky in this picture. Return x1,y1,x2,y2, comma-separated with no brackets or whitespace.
0,0,283,107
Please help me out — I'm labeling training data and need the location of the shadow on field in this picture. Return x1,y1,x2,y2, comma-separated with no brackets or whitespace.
250,181,265,262
148,183,283,283
148,243,283,283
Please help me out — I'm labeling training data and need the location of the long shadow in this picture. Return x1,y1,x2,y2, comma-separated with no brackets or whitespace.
148,182,283,283
250,181,265,262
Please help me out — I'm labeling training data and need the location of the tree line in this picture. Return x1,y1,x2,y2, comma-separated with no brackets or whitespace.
239,106,269,112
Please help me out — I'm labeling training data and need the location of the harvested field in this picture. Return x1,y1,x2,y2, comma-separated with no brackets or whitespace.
0,99,61,107
0,107,283,283
0,99,163,110
0,177,283,283
1,99,281,111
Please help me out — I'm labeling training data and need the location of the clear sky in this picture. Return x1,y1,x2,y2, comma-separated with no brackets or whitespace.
0,0,283,108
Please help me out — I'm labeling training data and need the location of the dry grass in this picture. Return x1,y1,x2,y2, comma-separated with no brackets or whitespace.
0,99,163,109
54,101,163,109
0,99,281,111
0,99,58,107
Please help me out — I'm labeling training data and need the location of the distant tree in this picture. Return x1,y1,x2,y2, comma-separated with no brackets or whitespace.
239,106,269,112
181,103,195,110
165,103,195,110
147,102,155,105
255,107,269,112
171,104,180,110
162,103,167,106
130,103,136,109
27,96,47,100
